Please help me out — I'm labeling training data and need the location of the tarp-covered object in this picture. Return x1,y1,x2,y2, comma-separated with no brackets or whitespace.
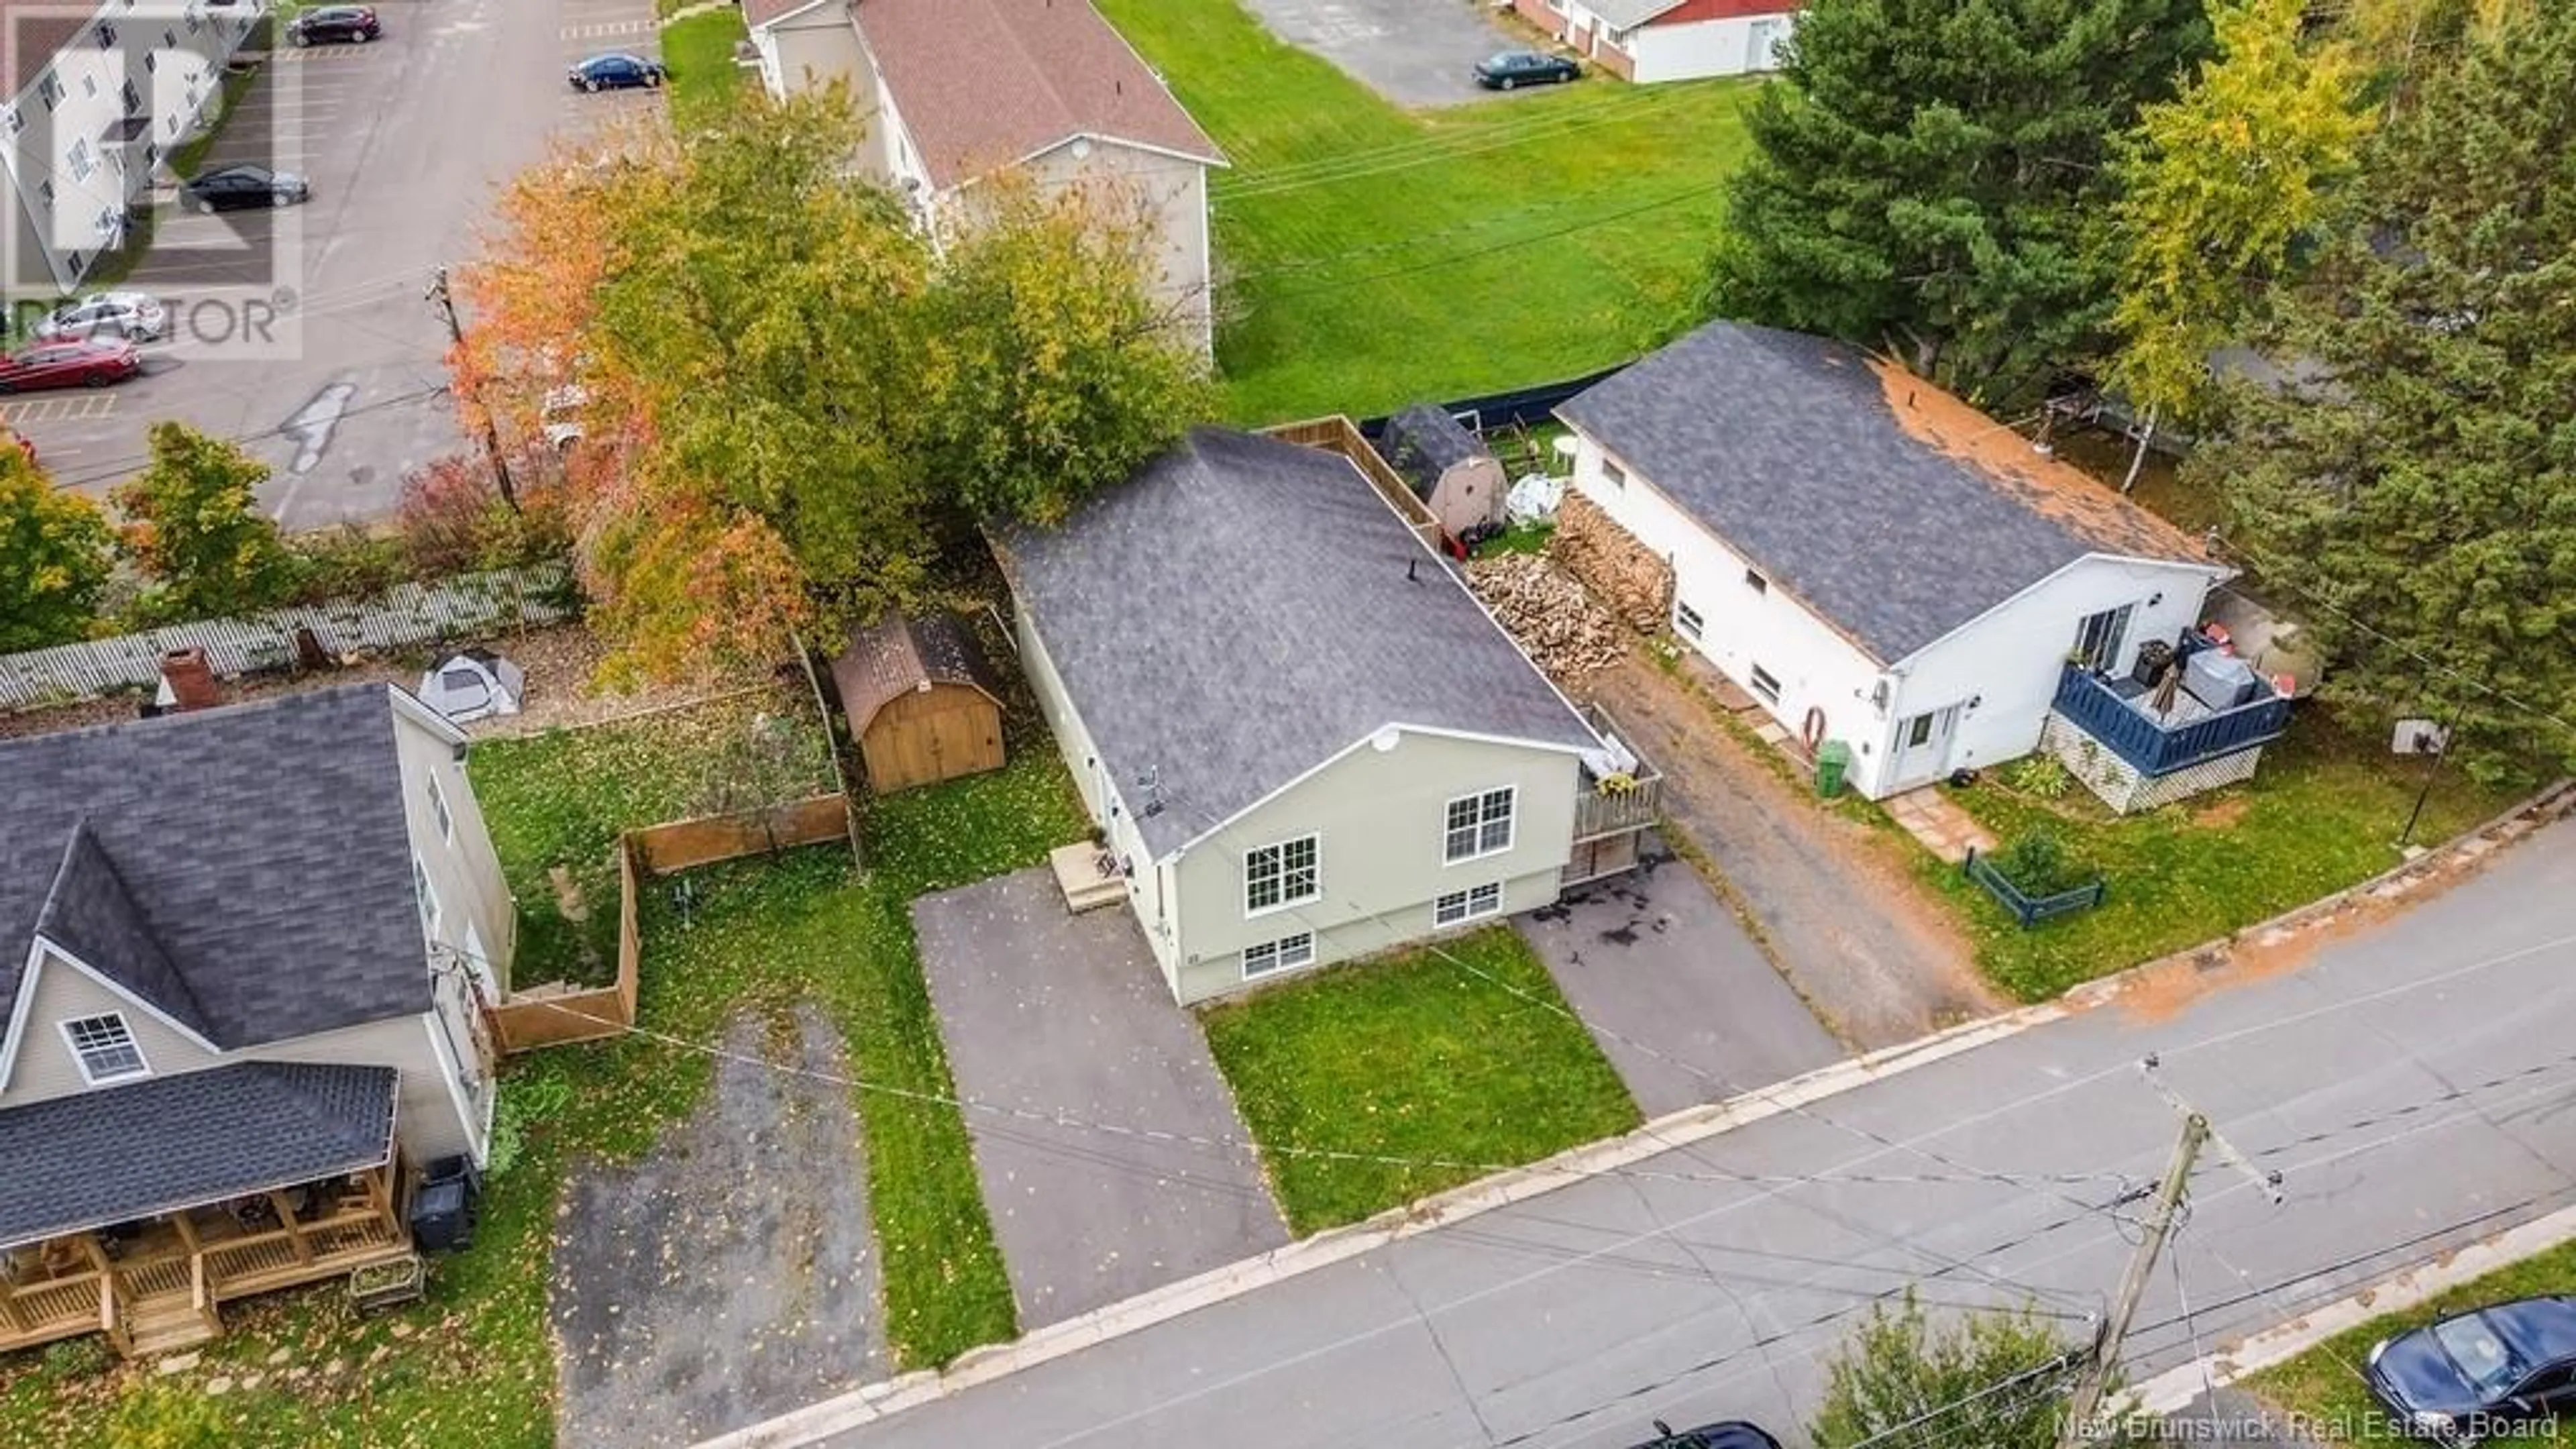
418,649,525,724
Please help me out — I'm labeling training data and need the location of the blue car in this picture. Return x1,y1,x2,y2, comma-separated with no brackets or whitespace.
1629,1421,1781,1449
568,52,665,93
2366,1295,2576,1444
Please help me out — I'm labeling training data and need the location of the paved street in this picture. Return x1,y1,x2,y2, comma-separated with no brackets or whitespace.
819,818,2576,1449
26,0,662,529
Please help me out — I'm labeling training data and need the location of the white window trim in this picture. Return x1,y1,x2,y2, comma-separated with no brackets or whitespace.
1241,931,1316,981
58,1012,150,1085
1435,882,1505,928
428,773,453,843
1243,833,1321,919
1674,600,1706,641
1750,664,1782,704
1442,786,1518,866
1601,458,1626,488
413,856,443,941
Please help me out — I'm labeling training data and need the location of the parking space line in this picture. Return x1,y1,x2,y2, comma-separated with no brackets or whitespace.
561,19,655,38
0,393,118,426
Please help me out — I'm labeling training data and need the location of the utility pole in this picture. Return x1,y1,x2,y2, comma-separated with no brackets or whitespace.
426,266,521,513
2057,1059,2284,1448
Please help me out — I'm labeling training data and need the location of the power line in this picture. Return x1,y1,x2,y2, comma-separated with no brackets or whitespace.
36,382,453,491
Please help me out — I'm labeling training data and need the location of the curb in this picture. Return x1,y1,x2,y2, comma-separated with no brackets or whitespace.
688,1003,2067,1449
2130,1202,2576,1417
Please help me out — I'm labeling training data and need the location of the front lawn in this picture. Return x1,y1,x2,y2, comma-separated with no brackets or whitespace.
0,698,1088,1444
1201,926,1640,1234
1926,720,2520,1002
663,9,752,127
1095,0,1756,425
2248,1232,2576,1444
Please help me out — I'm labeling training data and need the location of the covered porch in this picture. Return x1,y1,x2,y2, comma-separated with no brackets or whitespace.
0,1062,417,1358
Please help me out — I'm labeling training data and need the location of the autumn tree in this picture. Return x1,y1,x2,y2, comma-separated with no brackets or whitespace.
0,449,114,650
111,423,294,625
2200,3,2576,780
919,176,1216,525
1707,0,2209,405
2100,0,2371,481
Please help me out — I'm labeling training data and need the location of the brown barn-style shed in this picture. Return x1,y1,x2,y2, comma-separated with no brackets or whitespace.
831,612,1006,793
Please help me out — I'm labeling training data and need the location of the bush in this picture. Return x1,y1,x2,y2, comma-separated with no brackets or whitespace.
1810,1295,2094,1449
1992,828,2092,898
2003,755,2074,800
37,1334,113,1383
284,523,407,606
394,455,570,578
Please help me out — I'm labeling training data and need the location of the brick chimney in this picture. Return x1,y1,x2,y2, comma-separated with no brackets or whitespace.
158,648,221,711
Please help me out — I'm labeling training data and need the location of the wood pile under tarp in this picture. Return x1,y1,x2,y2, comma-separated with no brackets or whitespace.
1467,553,1628,679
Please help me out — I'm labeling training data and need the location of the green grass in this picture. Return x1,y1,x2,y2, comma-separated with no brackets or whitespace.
663,10,751,127
1094,0,1756,423
170,66,262,181
1474,519,1557,557
1200,926,1641,1234
0,710,1088,1441
1927,718,2519,1001
2248,1234,2576,1444
467,689,836,987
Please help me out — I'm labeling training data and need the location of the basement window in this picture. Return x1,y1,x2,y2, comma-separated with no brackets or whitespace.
61,1013,148,1084
1750,665,1782,704
1435,882,1503,927
1242,932,1315,980
1674,600,1705,641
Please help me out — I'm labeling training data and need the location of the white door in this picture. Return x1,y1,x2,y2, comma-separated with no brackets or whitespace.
1891,704,1961,787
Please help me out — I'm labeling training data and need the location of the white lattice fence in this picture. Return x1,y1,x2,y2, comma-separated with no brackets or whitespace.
0,564,577,709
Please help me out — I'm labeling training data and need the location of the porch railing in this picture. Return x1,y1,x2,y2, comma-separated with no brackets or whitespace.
1572,703,1664,843
2052,665,2291,777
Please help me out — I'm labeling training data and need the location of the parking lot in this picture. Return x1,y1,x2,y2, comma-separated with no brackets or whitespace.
26,0,667,529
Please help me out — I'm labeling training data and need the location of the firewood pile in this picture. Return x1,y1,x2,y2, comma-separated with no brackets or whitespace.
1552,493,1673,633
1467,553,1628,678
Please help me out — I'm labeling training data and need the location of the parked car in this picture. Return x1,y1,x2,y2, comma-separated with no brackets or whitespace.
1474,50,1580,90
32,291,166,343
0,337,141,392
1626,1421,1781,1449
568,53,665,92
182,163,310,212
286,5,379,44
2366,1296,2576,1444
539,384,588,451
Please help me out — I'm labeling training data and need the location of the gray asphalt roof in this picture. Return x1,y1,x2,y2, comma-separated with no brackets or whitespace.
0,685,434,1053
0,1062,398,1249
1558,321,2213,663
1000,427,1598,858
1381,404,1490,506
1576,0,1686,29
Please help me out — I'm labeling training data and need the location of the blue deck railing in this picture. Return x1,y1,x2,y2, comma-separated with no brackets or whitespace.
2052,665,2292,777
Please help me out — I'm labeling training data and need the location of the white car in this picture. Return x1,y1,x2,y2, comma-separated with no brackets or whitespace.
540,384,589,451
33,292,167,343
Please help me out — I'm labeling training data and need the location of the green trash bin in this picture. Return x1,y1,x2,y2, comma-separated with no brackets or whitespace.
1816,740,1851,798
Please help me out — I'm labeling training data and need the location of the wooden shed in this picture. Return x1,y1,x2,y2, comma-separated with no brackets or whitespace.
831,612,1006,793
1381,402,1507,541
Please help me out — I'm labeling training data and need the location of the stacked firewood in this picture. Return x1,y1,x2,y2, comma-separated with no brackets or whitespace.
1549,494,1673,633
1468,553,1629,678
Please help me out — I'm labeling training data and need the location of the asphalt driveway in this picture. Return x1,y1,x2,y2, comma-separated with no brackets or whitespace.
913,869,1289,1328
1241,0,1525,107
1519,841,1844,1116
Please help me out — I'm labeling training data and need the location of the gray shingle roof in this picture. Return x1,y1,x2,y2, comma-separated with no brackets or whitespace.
1001,427,1598,858
1380,404,1491,506
1559,322,2214,663
0,685,434,1053
1575,0,1688,29
0,1062,398,1249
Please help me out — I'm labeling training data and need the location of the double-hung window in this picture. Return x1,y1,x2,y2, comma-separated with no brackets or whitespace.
1435,882,1504,927
1244,835,1318,915
429,774,453,843
413,857,442,940
61,1013,148,1084
1444,788,1515,863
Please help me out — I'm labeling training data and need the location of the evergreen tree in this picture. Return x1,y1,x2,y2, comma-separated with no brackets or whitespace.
1707,0,2208,405
2201,5,2576,780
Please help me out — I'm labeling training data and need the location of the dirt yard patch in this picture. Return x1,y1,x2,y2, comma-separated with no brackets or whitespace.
551,1005,883,1448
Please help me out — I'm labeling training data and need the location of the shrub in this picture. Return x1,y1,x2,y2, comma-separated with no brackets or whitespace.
284,523,407,606
37,1334,113,1383
394,454,570,578
1992,828,2091,898
2003,754,2075,800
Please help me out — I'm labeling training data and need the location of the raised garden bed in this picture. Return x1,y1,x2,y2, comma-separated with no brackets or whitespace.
1963,847,2106,929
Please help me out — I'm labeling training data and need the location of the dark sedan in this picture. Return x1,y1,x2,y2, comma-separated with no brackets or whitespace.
182,163,310,212
568,53,665,92
1627,1420,1782,1449
286,5,379,44
0,338,140,392
1474,50,1580,90
2366,1295,2576,1444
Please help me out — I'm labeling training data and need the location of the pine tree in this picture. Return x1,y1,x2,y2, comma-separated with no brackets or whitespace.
1707,0,2208,405
2201,5,2576,780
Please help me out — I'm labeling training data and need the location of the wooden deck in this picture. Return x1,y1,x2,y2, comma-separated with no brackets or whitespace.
0,1163,413,1356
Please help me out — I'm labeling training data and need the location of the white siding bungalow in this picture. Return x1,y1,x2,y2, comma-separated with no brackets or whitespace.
999,427,1648,1006
1559,321,2288,810
1511,0,1799,84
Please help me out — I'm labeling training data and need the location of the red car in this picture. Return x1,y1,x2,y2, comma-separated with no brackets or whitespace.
0,337,140,391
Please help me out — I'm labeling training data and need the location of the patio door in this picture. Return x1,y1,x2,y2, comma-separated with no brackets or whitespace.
1890,704,1961,788
2073,603,2135,674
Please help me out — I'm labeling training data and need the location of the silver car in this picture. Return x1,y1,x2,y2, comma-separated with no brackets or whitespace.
33,291,167,343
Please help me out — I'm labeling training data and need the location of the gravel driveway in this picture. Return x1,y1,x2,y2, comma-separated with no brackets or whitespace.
1241,0,1525,107
553,1007,884,1448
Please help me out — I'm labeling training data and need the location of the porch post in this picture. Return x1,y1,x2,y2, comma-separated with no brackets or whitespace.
363,1164,400,1237
0,1275,28,1335
267,1192,315,1265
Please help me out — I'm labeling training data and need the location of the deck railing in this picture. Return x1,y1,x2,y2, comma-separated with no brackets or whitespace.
1572,703,1664,843
2052,665,2292,777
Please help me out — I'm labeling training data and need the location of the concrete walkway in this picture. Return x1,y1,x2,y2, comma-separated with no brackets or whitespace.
1518,844,1843,1116
1883,786,2000,865
1590,657,2000,1048
912,869,1288,1330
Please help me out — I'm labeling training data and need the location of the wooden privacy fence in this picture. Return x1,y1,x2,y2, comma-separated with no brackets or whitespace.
486,793,852,1054
1263,416,1444,553
0,564,575,710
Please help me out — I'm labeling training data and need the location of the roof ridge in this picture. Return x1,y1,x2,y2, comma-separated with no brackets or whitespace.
34,818,213,1030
